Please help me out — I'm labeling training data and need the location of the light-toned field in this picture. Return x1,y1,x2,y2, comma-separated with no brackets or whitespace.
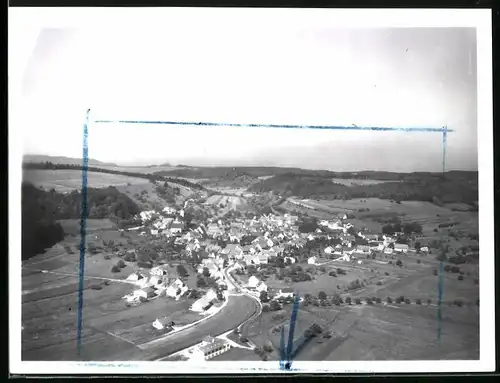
244,287,479,361
23,169,149,193
205,195,247,211
97,165,178,174
331,178,396,186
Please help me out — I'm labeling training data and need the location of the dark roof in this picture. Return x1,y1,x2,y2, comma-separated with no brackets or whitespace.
171,222,184,229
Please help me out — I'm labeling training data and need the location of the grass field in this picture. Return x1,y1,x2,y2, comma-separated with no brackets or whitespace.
23,169,149,193
245,296,479,361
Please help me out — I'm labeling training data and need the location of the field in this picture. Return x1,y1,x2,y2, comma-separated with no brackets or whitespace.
331,178,395,186
245,292,479,361
205,195,247,210
23,169,149,193
241,246,480,361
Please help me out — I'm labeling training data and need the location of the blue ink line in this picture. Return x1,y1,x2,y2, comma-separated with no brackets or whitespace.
279,326,286,370
437,260,444,343
442,126,448,175
280,293,300,370
77,109,90,356
94,119,453,133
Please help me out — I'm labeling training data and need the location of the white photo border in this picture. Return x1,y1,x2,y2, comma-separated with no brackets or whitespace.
8,7,494,375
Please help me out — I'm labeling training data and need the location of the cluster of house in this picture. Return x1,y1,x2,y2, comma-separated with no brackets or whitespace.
122,265,188,303
127,207,186,236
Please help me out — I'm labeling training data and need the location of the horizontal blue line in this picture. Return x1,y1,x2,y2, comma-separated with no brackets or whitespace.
93,120,453,133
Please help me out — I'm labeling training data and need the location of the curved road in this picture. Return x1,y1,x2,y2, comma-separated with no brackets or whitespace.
147,294,260,360
146,265,262,360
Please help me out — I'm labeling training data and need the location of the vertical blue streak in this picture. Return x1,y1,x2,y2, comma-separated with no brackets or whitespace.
437,260,444,342
280,326,286,370
286,294,300,365
442,126,448,175
77,109,90,356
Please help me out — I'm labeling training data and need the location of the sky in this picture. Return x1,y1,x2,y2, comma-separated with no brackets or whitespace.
18,25,478,172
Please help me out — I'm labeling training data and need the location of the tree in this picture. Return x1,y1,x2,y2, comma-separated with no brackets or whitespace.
203,267,211,278
111,265,121,273
396,259,403,267
345,297,352,305
260,290,270,303
458,275,464,281
388,242,395,249
117,259,126,268
415,241,421,251
263,341,274,353
177,264,188,278
196,277,207,288
386,297,393,304
318,291,327,300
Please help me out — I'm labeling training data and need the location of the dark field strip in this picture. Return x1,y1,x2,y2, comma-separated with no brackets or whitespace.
22,280,95,304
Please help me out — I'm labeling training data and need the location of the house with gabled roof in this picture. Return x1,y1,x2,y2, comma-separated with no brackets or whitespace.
191,289,217,312
394,243,409,253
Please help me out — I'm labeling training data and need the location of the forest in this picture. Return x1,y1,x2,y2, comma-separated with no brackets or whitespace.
22,182,141,260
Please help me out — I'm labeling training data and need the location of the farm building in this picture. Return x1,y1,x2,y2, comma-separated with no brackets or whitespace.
277,288,294,298
191,289,217,312
135,287,156,300
394,244,409,253
194,337,231,360
356,245,371,254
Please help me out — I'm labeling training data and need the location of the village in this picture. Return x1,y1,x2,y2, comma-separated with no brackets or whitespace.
112,197,427,360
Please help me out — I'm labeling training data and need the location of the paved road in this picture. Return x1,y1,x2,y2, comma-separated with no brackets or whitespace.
147,294,260,360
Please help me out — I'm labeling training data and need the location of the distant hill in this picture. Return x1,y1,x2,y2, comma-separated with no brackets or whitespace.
155,166,336,179
23,154,118,167
249,171,478,206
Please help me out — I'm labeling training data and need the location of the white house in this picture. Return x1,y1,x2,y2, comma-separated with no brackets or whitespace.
134,287,156,300
166,278,187,298
394,244,409,253
255,281,268,293
307,256,317,265
324,246,333,254
191,289,217,312
248,275,260,288
277,288,294,298
384,247,394,255
152,317,174,330
420,246,429,253
196,337,231,360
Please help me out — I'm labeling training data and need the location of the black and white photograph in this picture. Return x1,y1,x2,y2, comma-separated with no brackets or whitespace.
9,8,494,375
